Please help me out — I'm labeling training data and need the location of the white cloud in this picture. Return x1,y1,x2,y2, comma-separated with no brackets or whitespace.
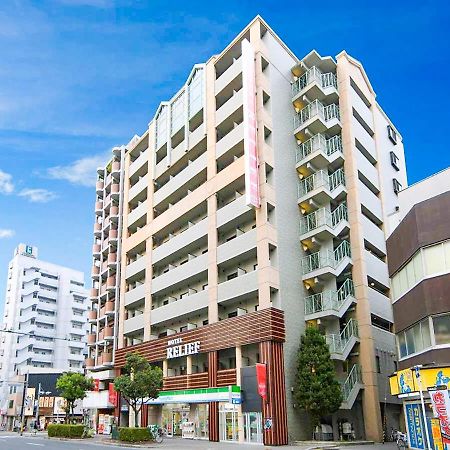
47,152,109,187
0,169,14,194
18,188,57,203
0,229,14,238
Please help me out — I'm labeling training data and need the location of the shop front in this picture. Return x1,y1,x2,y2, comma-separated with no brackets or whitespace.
115,307,288,445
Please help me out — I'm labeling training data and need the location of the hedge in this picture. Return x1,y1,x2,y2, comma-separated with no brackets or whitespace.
118,427,152,442
47,424,84,438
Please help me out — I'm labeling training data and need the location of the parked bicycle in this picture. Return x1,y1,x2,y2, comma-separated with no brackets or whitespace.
148,424,165,443
395,431,408,450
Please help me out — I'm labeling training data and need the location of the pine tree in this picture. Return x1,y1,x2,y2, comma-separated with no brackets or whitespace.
293,326,343,433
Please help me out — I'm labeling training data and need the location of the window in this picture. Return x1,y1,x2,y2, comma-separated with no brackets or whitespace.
387,125,397,144
390,151,400,171
393,178,402,195
227,272,238,281
375,355,381,373
433,315,450,345
203,319,208,326
397,318,432,357
228,311,238,318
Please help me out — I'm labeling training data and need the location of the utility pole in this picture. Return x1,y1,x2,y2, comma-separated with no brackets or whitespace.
19,372,28,436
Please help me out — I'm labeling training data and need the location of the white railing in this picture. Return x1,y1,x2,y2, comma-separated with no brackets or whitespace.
296,133,343,163
294,99,340,130
304,278,354,315
298,167,345,198
301,240,351,275
342,364,362,401
326,318,359,355
300,202,348,235
292,66,337,96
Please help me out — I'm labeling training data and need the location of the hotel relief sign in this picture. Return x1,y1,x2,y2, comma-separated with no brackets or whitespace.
166,337,200,359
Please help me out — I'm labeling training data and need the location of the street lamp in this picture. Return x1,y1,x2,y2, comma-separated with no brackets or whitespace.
35,383,51,430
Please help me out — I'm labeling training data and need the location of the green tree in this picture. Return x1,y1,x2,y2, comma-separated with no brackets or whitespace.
114,353,163,427
293,326,343,434
56,372,94,423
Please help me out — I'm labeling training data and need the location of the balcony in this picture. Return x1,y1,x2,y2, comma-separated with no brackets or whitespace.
124,283,146,307
188,123,206,151
88,310,97,322
298,168,346,209
92,244,101,256
109,229,118,241
128,201,147,228
85,357,95,368
151,290,208,326
153,219,207,265
111,161,120,176
106,276,116,290
153,152,207,207
90,287,99,298
107,252,117,266
368,287,393,322
217,229,257,265
359,180,382,223
93,222,102,236
110,206,119,220
87,333,96,345
292,66,338,102
216,89,243,126
356,148,379,191
125,255,147,279
294,100,341,139
217,270,258,305
296,134,344,174
105,300,115,315
215,55,242,95
96,180,104,195
361,214,386,255
151,253,208,295
300,203,348,243
217,195,251,229
129,151,148,177
365,250,389,288
304,279,355,320
353,116,376,162
325,318,359,361
216,122,243,159
95,201,103,215
301,240,352,281
91,265,100,279
128,176,147,203
101,352,113,365
341,364,363,409
123,314,145,335
111,182,120,198
103,326,114,340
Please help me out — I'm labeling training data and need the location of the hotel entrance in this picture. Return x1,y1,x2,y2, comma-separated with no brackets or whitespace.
219,404,238,442
161,404,189,437
244,412,262,443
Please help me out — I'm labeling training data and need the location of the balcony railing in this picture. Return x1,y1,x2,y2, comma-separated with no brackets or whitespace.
294,99,340,130
342,364,362,401
304,278,354,315
301,240,351,275
300,202,348,235
298,168,345,198
296,133,343,163
292,66,338,96
325,318,359,355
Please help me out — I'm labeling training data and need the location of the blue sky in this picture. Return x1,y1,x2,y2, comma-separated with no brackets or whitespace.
0,0,449,310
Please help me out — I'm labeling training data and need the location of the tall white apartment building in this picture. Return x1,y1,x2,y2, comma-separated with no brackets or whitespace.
0,244,89,419
88,17,409,444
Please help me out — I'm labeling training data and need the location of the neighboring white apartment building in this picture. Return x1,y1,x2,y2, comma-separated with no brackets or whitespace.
0,244,89,421
88,16,409,444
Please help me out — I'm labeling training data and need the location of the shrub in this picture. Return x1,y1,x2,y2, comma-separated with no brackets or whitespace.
118,427,152,442
47,424,84,438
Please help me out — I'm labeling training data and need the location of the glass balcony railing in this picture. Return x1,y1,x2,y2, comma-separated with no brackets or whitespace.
292,66,338,96
301,240,351,275
298,167,345,199
294,99,340,130
296,133,343,163
304,278,354,316
325,318,359,355
300,202,348,235
342,364,362,401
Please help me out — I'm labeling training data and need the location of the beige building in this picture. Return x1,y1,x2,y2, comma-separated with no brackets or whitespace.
87,16,408,444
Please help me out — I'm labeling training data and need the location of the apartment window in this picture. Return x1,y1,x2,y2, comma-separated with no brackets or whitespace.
397,318,431,358
180,326,187,333
375,355,381,373
433,314,450,345
227,272,238,281
390,151,400,171
203,319,208,326
393,178,402,195
387,125,397,144
33,292,38,298
8,400,13,409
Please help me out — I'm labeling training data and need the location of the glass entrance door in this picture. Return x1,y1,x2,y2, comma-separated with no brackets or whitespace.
244,412,262,443
194,404,209,439
219,405,238,441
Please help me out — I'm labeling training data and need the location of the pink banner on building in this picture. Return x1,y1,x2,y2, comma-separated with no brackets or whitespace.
430,390,450,445
241,39,261,209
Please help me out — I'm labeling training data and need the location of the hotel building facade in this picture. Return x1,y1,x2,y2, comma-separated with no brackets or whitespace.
87,17,408,444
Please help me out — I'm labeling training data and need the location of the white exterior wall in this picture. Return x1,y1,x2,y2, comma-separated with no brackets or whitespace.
0,244,88,415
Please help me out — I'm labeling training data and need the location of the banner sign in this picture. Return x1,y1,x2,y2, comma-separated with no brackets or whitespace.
108,383,118,407
93,379,100,392
391,367,450,396
431,418,444,450
241,38,261,209
256,363,267,401
405,403,425,449
24,388,35,416
53,397,67,415
430,390,450,445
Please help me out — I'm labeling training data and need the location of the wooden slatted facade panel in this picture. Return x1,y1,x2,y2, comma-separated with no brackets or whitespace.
217,369,237,387
115,308,285,367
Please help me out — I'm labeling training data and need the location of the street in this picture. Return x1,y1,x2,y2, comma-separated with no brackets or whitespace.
0,433,399,450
